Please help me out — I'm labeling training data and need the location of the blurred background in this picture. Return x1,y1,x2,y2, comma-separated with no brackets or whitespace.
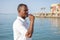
0,0,60,40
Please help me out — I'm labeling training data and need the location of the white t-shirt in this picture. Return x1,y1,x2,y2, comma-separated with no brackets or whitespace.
13,16,31,40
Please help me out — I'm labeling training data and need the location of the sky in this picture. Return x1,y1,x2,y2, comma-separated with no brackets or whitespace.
0,0,60,14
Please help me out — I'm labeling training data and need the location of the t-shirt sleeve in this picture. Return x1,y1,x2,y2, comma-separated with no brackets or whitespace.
13,22,27,35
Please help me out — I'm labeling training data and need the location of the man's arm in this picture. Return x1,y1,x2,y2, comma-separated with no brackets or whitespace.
25,14,35,38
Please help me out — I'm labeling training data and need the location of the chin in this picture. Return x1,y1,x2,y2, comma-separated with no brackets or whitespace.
25,16,27,18
25,15,28,17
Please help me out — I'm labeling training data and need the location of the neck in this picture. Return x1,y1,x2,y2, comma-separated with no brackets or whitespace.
22,17,25,19
18,15,25,20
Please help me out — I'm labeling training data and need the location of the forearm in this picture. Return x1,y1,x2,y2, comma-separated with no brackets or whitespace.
28,21,34,34
25,21,34,38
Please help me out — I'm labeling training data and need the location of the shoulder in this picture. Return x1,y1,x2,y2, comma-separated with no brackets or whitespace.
13,19,22,26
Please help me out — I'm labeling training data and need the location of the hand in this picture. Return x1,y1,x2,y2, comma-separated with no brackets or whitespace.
28,14,35,22
25,31,32,38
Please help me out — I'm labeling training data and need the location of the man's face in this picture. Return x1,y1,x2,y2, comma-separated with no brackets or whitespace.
19,6,28,18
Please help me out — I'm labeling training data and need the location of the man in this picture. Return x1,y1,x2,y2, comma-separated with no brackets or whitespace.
13,4,35,40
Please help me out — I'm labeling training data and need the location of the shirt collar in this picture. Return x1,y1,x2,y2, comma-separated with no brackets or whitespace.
17,16,25,22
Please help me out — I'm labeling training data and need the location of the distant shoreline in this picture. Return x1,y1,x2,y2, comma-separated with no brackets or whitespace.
33,13,60,18
35,16,60,18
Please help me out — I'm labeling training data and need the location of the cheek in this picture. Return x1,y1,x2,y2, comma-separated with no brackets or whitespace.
21,11,28,17
22,13,26,16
